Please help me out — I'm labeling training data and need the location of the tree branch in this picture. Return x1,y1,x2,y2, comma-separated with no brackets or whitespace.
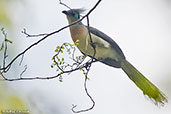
0,0,102,74
0,0,102,113
21,28,48,38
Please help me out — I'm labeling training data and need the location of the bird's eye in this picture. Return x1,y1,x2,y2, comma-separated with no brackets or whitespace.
74,13,79,19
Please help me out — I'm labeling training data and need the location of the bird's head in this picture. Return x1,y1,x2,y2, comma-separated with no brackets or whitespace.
62,8,85,24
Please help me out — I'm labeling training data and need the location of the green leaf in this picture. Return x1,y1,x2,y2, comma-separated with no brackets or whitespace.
61,46,64,49
1,27,5,32
78,67,83,70
59,74,63,82
57,46,60,49
60,50,63,53
55,49,58,52
69,43,75,47
74,40,79,46
0,43,4,51
50,65,54,68
5,38,13,44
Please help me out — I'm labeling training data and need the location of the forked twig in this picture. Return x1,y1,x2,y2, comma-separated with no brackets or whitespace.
0,0,102,113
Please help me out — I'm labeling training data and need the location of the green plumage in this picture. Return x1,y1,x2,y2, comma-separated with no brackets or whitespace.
121,59,168,105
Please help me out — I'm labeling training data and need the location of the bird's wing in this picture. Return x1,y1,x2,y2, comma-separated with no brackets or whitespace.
87,26,125,59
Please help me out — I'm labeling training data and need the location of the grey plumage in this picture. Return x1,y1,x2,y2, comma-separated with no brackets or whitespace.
62,8,168,105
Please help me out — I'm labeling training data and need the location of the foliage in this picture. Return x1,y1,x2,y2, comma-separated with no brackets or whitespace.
0,0,102,113
51,40,87,82
0,0,11,26
0,28,12,51
0,83,29,113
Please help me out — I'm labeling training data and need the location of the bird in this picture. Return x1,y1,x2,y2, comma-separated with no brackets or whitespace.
62,8,168,105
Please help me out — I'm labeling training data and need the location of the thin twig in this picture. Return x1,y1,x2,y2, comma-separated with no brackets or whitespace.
72,61,95,113
0,0,102,74
3,41,8,68
19,54,24,66
20,65,27,78
0,60,97,81
21,28,48,38
59,0,72,10
71,0,101,112
86,16,96,57
2,32,8,70
0,0,102,113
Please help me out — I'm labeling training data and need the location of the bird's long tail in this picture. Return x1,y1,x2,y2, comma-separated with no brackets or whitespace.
121,59,168,105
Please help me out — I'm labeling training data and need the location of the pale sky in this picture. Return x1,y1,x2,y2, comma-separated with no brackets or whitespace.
2,0,171,114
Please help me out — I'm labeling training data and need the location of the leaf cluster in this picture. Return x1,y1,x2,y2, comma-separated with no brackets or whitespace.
51,41,87,82
0,28,13,51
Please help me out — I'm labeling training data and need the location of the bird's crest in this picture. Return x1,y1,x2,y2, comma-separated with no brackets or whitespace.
71,8,86,15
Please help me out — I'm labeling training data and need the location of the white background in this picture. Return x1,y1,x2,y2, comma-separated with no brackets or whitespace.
2,0,171,114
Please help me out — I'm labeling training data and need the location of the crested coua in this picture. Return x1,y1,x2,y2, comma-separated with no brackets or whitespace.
62,9,167,105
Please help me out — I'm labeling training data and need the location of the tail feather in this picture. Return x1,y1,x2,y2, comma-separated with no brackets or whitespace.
121,59,168,105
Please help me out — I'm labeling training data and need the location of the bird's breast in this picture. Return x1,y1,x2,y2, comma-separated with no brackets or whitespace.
69,25,88,42
69,25,122,62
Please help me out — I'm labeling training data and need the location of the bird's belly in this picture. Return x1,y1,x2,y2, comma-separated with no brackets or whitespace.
77,34,121,62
